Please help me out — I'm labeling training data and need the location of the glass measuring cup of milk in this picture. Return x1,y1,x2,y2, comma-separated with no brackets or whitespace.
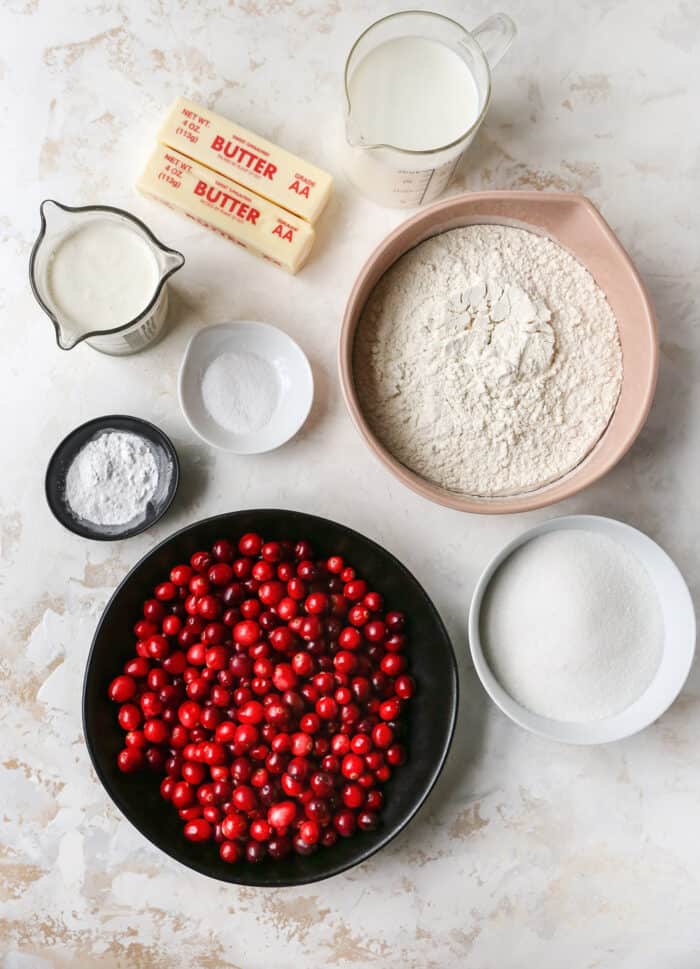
29,200,185,355
343,11,516,208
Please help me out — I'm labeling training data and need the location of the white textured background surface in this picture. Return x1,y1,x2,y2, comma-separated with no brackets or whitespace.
1,1,699,966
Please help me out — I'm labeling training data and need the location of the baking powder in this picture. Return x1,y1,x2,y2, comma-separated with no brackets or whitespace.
354,224,623,496
65,431,159,526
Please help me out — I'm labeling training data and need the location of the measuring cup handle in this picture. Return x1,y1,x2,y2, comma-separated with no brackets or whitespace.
472,13,517,71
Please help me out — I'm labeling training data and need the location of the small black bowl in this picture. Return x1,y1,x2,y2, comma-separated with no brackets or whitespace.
46,415,180,541
83,510,458,886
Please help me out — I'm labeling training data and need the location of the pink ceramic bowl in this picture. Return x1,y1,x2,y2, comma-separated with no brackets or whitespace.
339,191,658,514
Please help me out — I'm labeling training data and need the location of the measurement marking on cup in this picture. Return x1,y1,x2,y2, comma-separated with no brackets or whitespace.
419,168,436,205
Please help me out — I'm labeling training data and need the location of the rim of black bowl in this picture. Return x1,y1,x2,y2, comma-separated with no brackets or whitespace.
83,510,459,886
45,415,180,541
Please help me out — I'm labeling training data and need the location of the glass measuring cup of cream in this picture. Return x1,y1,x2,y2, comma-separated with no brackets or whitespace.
29,201,185,355
343,11,516,208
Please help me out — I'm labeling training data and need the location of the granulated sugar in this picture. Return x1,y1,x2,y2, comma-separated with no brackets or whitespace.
481,529,663,722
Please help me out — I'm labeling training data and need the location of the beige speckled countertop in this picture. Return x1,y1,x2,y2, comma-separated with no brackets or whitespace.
1,1,699,967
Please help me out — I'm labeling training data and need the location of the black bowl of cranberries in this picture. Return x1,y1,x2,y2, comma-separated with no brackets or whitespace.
83,510,458,886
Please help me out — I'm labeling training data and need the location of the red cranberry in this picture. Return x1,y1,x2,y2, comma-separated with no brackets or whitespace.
341,753,365,780
233,620,260,646
220,840,242,863
357,810,379,831
267,799,297,830
184,819,212,842
394,674,415,699
245,841,266,863
379,698,401,721
108,675,136,703
117,747,144,772
385,611,405,632
118,703,142,731
342,783,365,809
238,533,263,556
304,797,331,825
267,834,293,859
170,564,193,586
333,809,357,837
339,628,362,651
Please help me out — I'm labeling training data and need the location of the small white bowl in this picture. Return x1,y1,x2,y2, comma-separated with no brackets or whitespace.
178,321,313,454
468,515,695,745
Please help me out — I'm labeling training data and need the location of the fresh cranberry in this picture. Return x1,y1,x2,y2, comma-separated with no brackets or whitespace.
117,747,144,772
267,799,296,830
385,611,405,632
143,599,167,622
343,580,368,602
287,577,307,601
177,700,201,728
261,541,283,563
108,675,136,703
238,533,263,556
334,809,357,837
381,653,407,677
246,841,266,863
171,564,193,585
162,612,183,637
358,810,379,831
363,591,383,612
379,698,401,721
364,620,386,643
372,723,394,749
305,592,329,615
155,581,178,602
341,753,365,780
338,627,362,651
233,620,260,646
220,840,242,863
269,627,296,652
305,797,331,825
232,559,252,582
348,604,370,627
232,786,257,813
118,703,141,731
386,744,406,766
394,674,415,699
183,818,212,842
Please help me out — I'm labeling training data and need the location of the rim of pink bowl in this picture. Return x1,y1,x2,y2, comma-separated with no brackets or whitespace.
338,190,659,515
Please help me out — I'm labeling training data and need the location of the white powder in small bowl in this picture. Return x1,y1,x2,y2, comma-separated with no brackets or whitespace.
481,529,664,722
201,351,279,435
65,431,159,527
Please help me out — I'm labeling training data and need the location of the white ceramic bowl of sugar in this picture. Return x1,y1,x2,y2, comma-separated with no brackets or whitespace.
468,515,696,745
178,321,313,454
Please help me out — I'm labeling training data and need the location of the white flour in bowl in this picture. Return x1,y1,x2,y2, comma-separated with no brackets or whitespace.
354,224,623,496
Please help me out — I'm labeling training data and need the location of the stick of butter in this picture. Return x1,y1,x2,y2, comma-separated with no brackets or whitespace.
157,97,332,224
137,145,315,274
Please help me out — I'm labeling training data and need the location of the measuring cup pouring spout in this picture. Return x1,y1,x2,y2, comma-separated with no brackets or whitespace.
29,200,185,355
344,116,366,150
